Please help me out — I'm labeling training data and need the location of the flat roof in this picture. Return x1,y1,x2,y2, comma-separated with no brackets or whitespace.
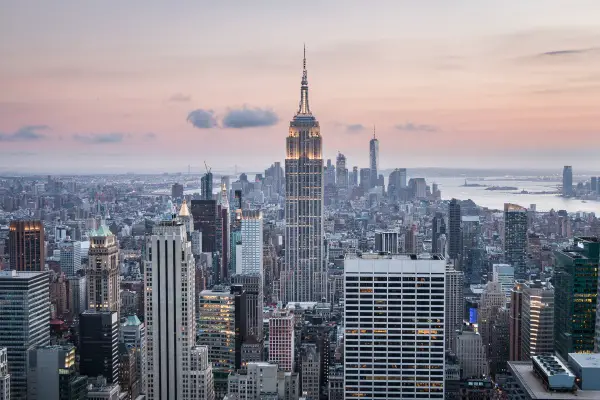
509,361,600,399
569,353,600,369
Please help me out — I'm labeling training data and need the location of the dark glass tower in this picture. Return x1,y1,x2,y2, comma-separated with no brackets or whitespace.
369,131,379,188
79,310,119,383
9,220,45,271
562,165,573,196
448,199,461,264
504,203,528,280
553,237,599,359
432,212,446,254
190,200,217,253
201,171,213,200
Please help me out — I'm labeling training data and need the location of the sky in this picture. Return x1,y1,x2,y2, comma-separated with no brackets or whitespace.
1,0,599,174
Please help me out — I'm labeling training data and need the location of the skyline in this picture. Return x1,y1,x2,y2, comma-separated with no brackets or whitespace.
1,1,600,173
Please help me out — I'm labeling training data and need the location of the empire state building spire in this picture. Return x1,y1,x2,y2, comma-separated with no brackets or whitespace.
297,44,311,115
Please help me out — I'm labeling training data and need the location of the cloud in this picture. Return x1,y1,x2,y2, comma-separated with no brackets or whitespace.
538,47,600,57
142,132,157,140
187,109,217,129
395,123,438,133
222,106,279,129
169,93,191,102
346,123,366,133
0,125,49,141
73,133,127,144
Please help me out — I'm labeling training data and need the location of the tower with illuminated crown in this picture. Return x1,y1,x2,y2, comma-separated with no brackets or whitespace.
282,46,325,303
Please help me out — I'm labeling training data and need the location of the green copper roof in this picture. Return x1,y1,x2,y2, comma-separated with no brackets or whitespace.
123,315,141,326
90,224,113,237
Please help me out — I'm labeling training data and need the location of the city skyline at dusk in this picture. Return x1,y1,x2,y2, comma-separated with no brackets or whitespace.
1,1,600,173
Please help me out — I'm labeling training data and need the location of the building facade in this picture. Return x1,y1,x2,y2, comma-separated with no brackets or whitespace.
448,199,461,264
554,237,599,359
445,265,464,351
86,224,120,318
504,203,528,280
144,216,196,400
344,254,446,399
59,239,82,277
521,281,554,360
9,220,45,272
268,310,295,373
283,48,325,303
240,210,263,276
79,310,119,383
369,133,379,188
0,270,49,399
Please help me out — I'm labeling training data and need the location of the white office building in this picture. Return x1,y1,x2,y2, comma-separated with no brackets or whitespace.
492,264,515,301
344,254,446,399
0,348,9,400
0,270,50,400
240,210,263,275
144,215,197,400
59,239,82,277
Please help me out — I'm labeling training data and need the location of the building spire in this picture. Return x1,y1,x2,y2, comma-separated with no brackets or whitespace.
298,44,311,115
373,125,376,139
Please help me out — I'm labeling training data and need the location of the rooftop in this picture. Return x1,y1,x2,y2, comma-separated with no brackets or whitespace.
569,353,600,369
509,361,600,399
346,253,444,261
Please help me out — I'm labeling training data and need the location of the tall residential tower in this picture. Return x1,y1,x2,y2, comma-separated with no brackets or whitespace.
369,130,379,188
283,47,325,303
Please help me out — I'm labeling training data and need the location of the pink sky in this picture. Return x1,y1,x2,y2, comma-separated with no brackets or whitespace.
1,1,599,173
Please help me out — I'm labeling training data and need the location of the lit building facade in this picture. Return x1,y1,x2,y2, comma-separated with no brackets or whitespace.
9,220,45,272
344,254,446,399
521,281,554,360
283,47,325,303
240,210,263,276
554,238,598,359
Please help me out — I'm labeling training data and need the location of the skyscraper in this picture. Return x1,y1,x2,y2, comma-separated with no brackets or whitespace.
431,212,446,254
504,203,528,280
191,199,217,253
448,199,461,264
0,348,9,400
79,310,120,384
268,310,295,373
369,131,379,188
562,165,573,196
86,223,120,318
144,215,197,400
359,168,370,192
374,231,399,254
0,270,50,399
509,281,524,361
335,152,348,189
197,286,243,399
344,254,445,399
240,210,263,275
171,182,184,200
59,238,81,277
9,220,45,271
521,281,554,360
201,171,213,200
283,47,325,303
446,265,464,351
27,345,87,400
554,237,598,359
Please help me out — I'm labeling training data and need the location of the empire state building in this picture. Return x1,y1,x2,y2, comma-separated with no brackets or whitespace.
283,47,325,303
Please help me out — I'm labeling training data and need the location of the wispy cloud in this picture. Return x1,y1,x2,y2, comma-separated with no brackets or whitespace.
346,123,366,133
187,109,218,129
222,106,279,129
395,123,438,133
169,93,191,102
142,132,157,140
538,47,600,57
0,125,49,141
73,133,127,144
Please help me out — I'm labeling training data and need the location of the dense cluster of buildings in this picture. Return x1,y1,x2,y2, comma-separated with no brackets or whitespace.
2,49,600,400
